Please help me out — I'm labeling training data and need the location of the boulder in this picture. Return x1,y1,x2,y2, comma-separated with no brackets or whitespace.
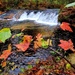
58,7,75,26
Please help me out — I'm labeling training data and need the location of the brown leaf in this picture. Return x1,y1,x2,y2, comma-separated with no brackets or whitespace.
36,69,44,75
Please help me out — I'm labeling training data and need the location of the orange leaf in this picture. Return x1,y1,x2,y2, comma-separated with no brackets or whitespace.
34,41,42,49
23,35,32,43
0,44,12,60
60,22,73,32
34,33,42,49
1,61,7,67
36,33,42,41
15,42,30,52
58,39,74,51
15,35,32,52
36,69,44,75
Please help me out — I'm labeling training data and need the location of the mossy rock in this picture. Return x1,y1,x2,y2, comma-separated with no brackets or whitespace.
67,53,75,65
58,7,75,25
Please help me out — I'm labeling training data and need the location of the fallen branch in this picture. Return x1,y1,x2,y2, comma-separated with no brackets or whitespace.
49,47,75,69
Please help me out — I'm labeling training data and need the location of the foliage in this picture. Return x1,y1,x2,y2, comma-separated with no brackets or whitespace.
60,22,73,32
58,39,74,51
65,2,75,8
15,35,32,52
0,44,12,60
0,0,75,11
66,63,71,70
0,28,11,43
0,21,75,73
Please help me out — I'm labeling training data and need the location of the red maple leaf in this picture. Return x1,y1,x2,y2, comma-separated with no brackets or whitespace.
15,35,32,52
15,42,30,52
58,39,74,51
60,22,73,32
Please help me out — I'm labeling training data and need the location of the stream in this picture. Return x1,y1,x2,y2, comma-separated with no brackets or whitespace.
0,9,60,75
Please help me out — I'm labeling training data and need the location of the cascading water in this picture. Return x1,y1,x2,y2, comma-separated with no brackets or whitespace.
14,9,59,25
0,9,59,25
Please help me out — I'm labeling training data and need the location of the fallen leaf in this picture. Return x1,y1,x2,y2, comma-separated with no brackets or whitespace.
15,42,30,52
47,39,52,46
12,33,23,38
34,34,49,49
0,28,12,43
36,69,44,75
23,35,32,43
34,41,42,49
1,61,6,67
34,33,43,49
58,39,74,51
66,63,71,70
41,39,48,48
60,22,73,32
0,44,12,60
36,33,42,41
15,35,32,52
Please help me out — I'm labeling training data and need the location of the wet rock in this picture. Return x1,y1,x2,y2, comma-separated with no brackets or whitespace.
4,13,15,19
58,7,75,24
11,22,55,38
15,10,24,19
67,53,75,64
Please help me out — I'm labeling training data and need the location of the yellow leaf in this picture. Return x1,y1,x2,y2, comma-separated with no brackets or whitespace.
47,39,52,46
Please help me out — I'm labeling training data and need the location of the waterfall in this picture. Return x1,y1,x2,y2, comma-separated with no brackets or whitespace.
0,9,59,25
14,9,59,25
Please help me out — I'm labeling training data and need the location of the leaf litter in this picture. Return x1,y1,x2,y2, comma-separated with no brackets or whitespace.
0,22,75,75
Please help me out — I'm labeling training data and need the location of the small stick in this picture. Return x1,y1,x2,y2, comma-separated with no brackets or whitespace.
49,47,75,69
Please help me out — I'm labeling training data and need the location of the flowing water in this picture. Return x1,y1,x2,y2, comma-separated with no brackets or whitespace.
14,9,59,25
0,9,59,25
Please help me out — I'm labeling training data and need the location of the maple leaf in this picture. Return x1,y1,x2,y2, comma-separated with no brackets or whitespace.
35,69,44,75
15,35,32,52
60,22,73,32
15,42,30,52
58,39,74,51
36,33,42,41
34,33,43,49
0,44,12,60
23,35,32,43
34,41,42,49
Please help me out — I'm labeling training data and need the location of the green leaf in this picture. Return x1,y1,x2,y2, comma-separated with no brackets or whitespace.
41,39,48,48
0,28,12,43
16,33,23,37
65,2,75,8
27,65,33,69
20,68,25,73
66,63,71,70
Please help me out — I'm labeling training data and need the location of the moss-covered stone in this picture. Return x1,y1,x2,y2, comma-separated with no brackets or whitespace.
58,7,75,25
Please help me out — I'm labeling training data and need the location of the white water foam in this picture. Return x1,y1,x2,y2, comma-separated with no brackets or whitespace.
15,9,59,25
